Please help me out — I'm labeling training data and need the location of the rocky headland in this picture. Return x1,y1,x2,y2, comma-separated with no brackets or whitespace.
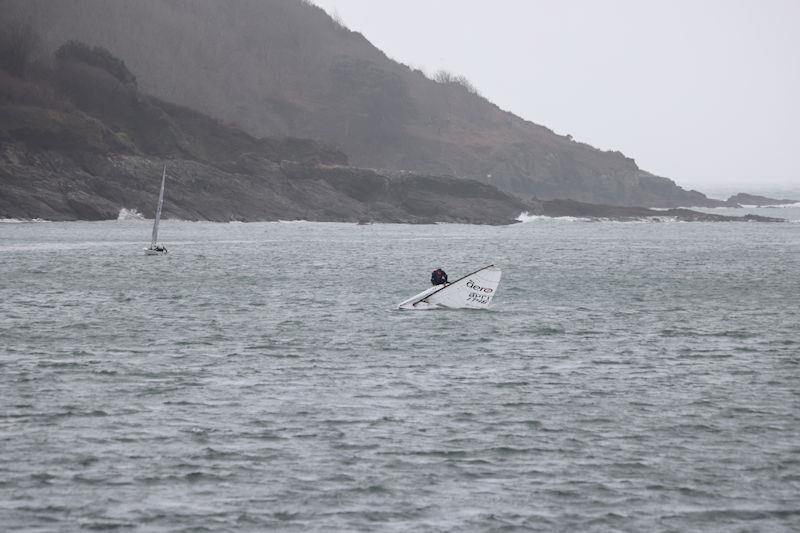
0,35,783,225
530,199,783,223
4,0,734,209
724,193,798,207
0,42,528,224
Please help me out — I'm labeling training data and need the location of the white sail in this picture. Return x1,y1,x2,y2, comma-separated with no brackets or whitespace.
150,164,166,248
398,265,502,310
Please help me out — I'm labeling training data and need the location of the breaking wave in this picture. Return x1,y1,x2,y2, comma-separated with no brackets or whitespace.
516,212,589,223
117,208,145,221
515,212,680,224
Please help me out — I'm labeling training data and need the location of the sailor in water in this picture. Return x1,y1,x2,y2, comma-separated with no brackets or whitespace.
431,268,448,286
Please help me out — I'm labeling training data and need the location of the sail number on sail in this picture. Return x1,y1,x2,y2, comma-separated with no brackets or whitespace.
467,292,491,304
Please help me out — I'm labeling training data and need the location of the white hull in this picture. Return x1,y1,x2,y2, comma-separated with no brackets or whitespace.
144,247,167,256
397,286,442,310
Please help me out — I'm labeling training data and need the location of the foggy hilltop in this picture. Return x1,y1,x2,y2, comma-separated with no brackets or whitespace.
1,0,765,223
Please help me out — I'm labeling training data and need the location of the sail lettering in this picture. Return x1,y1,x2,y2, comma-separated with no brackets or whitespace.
466,279,493,293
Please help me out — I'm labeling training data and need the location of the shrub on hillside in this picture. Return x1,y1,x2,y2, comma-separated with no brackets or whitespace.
433,69,479,96
55,40,137,87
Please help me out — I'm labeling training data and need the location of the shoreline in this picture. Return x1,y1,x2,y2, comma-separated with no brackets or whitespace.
1,208,787,225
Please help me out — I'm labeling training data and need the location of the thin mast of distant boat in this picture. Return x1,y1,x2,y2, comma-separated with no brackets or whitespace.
144,163,167,255
151,163,166,249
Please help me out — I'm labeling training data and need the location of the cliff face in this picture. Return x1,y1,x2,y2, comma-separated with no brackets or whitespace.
0,52,527,224
2,0,722,207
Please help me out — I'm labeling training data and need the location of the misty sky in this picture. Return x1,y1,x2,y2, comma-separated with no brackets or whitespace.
312,0,799,191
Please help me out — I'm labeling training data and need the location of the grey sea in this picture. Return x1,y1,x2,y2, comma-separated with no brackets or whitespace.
1,210,799,532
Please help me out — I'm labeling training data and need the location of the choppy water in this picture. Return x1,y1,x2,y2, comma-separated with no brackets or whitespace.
1,217,799,532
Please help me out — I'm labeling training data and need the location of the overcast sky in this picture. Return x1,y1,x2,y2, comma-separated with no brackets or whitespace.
312,0,799,192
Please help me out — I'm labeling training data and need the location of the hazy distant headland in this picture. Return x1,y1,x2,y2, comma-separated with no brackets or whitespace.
724,193,798,207
0,0,784,223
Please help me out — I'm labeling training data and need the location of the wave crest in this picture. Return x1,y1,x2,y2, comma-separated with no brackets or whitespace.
516,212,588,223
117,208,145,221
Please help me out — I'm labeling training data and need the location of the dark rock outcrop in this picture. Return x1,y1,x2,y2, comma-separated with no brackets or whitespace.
4,143,779,223
725,193,798,207
0,146,529,223
528,198,784,222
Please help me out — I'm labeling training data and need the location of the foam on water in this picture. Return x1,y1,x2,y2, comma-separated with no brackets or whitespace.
117,208,145,220
516,212,589,223
0,218,47,223
516,212,682,224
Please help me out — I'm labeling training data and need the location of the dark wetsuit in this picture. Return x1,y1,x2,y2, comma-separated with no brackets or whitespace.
431,269,448,285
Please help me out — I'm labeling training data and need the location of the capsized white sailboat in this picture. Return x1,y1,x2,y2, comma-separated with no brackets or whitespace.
397,265,502,310
144,163,168,256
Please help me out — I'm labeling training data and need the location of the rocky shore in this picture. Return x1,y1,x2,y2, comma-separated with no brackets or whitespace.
1,145,783,224
529,199,784,223
0,148,530,224
724,193,798,207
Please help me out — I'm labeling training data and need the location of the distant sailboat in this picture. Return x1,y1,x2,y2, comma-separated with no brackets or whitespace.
397,265,502,310
144,164,168,256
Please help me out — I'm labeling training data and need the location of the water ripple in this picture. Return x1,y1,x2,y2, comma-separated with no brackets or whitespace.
1,220,799,531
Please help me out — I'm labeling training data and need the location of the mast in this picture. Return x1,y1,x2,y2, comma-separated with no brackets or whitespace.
150,163,166,248
415,264,494,306
396,264,502,310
